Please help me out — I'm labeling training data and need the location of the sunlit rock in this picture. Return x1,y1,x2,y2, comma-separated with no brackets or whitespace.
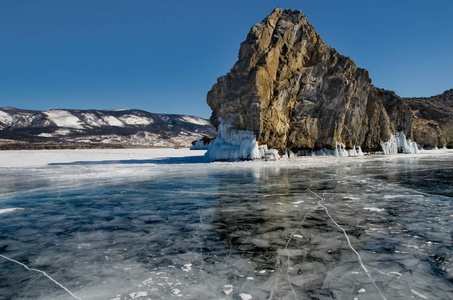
404,89,453,149
206,8,451,160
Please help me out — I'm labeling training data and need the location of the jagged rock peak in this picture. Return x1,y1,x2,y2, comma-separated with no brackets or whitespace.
205,8,452,161
207,8,406,159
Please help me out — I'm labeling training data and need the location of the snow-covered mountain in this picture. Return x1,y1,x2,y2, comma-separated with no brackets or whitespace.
0,107,216,149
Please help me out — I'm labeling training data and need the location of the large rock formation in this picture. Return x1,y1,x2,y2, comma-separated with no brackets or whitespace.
404,89,453,149
206,8,450,160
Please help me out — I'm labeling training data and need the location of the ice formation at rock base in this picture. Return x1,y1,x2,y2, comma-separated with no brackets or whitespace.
381,132,419,154
203,122,419,161
296,144,364,157
204,121,280,161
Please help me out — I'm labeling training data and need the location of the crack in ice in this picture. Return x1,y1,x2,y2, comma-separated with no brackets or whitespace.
22,272,43,299
196,207,206,282
269,200,320,300
308,188,387,300
0,254,82,300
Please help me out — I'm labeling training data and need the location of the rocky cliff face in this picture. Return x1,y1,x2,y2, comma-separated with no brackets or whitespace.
404,89,453,148
206,8,448,159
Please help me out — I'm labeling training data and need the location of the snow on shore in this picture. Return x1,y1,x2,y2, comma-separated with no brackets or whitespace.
0,148,207,168
2,147,453,170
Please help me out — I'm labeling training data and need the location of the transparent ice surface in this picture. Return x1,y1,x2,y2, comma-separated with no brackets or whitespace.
0,151,452,299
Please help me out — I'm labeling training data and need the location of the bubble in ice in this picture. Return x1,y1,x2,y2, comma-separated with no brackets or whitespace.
222,284,233,295
239,293,253,300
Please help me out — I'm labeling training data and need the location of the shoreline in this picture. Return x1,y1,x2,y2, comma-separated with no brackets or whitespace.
1,147,453,169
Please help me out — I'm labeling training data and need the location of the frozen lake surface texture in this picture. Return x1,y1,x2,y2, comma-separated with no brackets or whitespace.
0,148,452,299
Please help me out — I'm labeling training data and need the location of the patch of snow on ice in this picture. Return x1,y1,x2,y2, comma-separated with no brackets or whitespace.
0,148,207,168
181,263,192,272
389,271,402,278
129,291,148,299
411,289,428,299
44,110,84,129
383,195,400,199
239,293,253,300
223,284,233,295
363,207,385,212
0,208,23,214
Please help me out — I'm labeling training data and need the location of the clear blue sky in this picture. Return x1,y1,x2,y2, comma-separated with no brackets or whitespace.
1,0,452,119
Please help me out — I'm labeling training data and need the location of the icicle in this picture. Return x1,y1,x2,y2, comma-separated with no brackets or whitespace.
335,143,349,157
380,132,420,154
296,144,364,157
356,146,364,156
348,146,358,156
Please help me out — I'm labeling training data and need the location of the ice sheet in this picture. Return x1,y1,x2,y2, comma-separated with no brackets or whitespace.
0,148,207,168
0,149,452,299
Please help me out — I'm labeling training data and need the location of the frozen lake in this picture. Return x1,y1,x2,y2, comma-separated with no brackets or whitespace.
0,149,452,299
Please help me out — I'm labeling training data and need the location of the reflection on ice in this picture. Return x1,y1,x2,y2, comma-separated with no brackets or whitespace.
0,150,452,299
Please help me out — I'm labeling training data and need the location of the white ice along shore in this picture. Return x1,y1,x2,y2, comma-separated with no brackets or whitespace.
203,119,367,161
203,120,420,161
296,143,364,157
204,120,280,161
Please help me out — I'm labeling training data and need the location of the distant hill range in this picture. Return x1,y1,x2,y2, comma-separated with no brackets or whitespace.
0,107,216,150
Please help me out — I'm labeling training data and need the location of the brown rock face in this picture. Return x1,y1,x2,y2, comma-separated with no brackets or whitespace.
404,89,453,148
360,88,413,151
207,8,448,155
